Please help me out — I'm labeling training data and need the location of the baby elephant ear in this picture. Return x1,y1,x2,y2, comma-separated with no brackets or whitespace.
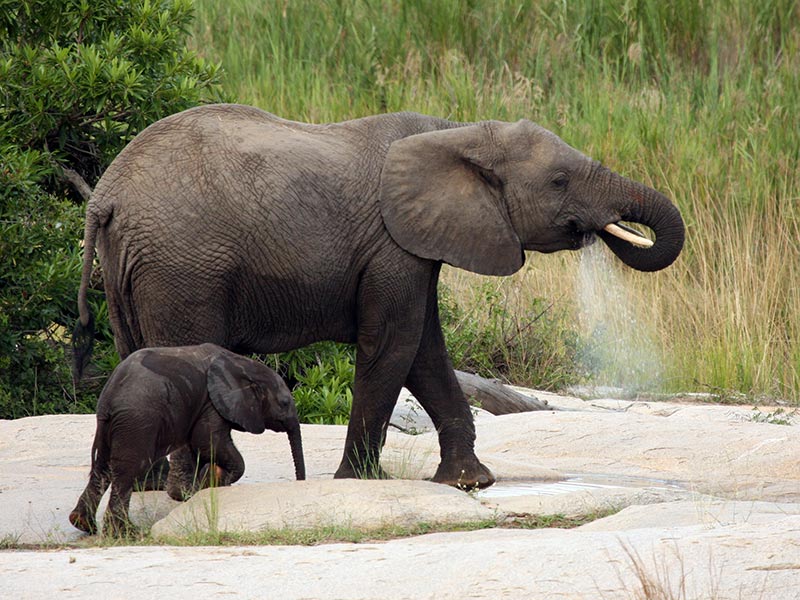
207,353,266,434
379,123,524,276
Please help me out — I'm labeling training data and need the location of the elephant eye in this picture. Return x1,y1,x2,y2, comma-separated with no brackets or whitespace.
552,172,569,190
476,166,503,189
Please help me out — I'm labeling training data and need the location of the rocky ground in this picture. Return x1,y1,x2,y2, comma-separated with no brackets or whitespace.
1,388,799,599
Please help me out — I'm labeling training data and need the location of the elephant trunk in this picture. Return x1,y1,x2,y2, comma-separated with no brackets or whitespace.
287,421,306,480
597,173,685,272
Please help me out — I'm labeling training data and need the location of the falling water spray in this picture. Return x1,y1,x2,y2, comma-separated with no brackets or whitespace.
576,243,663,396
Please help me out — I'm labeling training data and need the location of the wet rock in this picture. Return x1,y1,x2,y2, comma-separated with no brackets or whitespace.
478,481,693,519
468,408,800,502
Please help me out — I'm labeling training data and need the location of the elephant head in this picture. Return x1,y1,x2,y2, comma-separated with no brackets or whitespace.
378,120,684,275
208,353,306,480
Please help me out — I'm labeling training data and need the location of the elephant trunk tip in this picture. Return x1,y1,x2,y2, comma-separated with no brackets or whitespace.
288,424,306,481
599,181,685,272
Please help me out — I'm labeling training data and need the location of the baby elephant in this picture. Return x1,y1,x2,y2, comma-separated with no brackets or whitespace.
70,343,305,536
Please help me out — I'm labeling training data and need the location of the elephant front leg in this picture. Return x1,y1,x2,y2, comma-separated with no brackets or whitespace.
405,283,495,489
334,263,427,480
195,443,245,491
191,423,246,493
336,330,419,480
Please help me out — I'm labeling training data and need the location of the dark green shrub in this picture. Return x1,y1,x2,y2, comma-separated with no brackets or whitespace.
0,147,98,416
0,0,224,193
263,343,356,425
439,282,581,391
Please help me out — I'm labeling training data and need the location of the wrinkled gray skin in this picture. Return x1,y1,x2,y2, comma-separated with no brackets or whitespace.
74,104,684,489
69,343,305,536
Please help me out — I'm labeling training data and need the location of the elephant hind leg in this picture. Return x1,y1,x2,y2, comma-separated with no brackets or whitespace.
103,262,143,360
103,484,136,537
70,468,110,534
102,458,145,537
102,430,160,536
335,257,428,481
70,432,112,534
165,445,199,501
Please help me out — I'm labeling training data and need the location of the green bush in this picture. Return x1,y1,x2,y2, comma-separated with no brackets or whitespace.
0,0,223,418
0,0,224,192
0,146,99,416
439,282,581,391
263,343,356,425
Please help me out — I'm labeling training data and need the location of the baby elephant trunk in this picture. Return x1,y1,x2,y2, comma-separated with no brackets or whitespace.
287,422,306,480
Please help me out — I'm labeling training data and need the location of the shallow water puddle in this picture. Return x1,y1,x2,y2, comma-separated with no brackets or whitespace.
477,473,684,498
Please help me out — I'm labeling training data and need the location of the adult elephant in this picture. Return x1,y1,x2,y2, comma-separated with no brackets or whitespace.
73,104,684,489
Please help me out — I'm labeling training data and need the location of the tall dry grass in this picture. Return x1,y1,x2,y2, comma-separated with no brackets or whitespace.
189,0,800,402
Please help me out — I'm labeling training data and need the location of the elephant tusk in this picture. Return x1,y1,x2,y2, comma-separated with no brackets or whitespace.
603,223,654,248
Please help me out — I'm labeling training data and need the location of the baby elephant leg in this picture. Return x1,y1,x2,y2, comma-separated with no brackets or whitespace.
69,457,111,534
102,457,142,537
165,445,200,501
135,456,170,491
194,431,246,492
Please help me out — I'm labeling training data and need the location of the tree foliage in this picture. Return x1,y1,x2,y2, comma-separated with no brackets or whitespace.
0,0,224,418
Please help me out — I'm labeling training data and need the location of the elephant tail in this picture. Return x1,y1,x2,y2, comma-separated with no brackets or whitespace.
72,201,104,384
90,419,107,473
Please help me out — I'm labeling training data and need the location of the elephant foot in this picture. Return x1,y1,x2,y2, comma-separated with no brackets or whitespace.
334,459,392,481
102,517,139,538
196,463,232,489
431,457,495,490
69,509,97,534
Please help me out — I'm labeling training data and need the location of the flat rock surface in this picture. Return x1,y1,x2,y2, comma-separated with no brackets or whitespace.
580,498,800,531
2,391,799,598
4,520,800,599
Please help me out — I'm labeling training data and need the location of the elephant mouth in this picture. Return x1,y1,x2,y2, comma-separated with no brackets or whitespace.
601,222,653,248
526,221,651,253
577,230,597,249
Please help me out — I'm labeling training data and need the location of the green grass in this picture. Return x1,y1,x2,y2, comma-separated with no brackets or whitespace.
3,511,620,550
153,519,501,546
507,508,620,530
188,0,800,403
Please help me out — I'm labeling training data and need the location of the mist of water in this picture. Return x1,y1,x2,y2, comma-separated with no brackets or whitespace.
576,243,663,396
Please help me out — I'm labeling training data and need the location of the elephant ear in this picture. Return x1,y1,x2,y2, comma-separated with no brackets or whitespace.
207,353,266,434
379,123,524,276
